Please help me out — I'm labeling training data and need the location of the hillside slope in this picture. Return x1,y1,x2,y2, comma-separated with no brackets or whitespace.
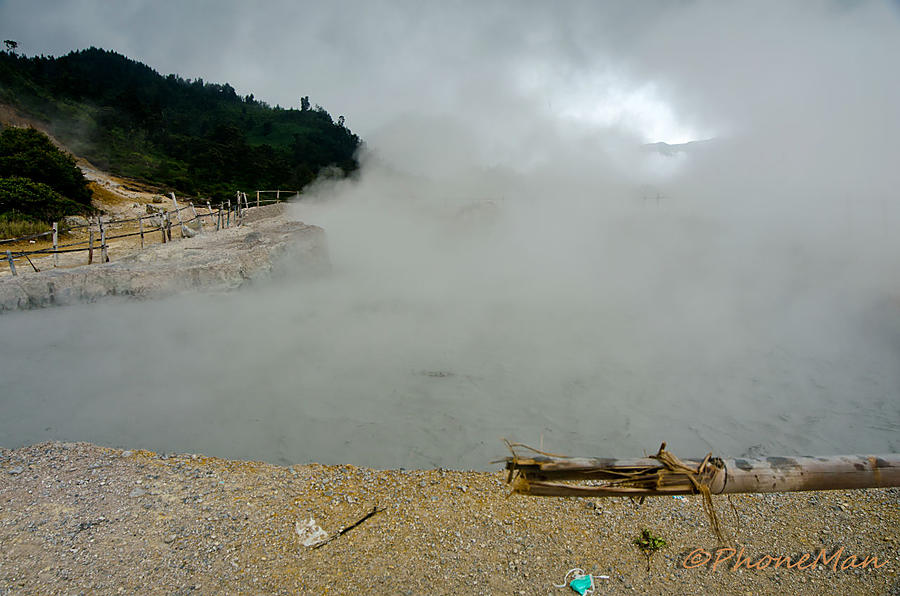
0,47,361,199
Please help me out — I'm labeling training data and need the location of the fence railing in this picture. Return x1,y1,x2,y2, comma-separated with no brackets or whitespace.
2,190,295,276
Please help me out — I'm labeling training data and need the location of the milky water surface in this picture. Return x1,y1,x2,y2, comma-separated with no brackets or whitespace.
1,263,898,470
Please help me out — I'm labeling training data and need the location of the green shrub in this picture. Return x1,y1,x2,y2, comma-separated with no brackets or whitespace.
0,176,88,223
0,126,92,206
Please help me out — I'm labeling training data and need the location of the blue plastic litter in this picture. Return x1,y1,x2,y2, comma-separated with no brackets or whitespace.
569,574,593,595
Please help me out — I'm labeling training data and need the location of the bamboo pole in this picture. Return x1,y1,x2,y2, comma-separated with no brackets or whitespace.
505,448,900,497
5,250,15,276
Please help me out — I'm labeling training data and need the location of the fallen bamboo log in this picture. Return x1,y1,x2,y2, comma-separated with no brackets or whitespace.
504,443,900,497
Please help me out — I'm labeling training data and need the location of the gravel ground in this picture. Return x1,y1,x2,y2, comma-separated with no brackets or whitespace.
0,442,897,595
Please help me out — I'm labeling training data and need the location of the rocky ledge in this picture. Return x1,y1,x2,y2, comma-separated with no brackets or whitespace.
0,204,327,312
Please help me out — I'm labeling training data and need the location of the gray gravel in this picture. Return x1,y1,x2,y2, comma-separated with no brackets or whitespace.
0,441,897,594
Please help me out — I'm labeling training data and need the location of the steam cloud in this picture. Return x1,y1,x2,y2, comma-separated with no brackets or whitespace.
1,1,899,467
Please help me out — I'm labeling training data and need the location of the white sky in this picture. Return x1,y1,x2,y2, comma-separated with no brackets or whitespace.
1,1,898,149
0,1,723,143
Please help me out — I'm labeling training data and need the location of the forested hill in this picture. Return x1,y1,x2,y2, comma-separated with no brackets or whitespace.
0,47,361,198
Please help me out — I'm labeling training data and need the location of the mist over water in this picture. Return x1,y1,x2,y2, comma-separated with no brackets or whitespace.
2,1,900,468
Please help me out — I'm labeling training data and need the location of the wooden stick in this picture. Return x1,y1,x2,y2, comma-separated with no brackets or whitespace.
138,216,144,249
88,230,94,264
5,250,15,276
312,505,382,549
160,214,167,243
23,253,39,273
256,190,260,208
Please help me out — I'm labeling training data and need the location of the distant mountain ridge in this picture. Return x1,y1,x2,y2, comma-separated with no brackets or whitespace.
643,138,715,156
0,47,361,199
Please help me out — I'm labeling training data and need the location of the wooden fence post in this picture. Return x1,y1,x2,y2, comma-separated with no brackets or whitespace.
88,230,94,264
216,206,221,231
276,189,280,201
52,222,59,267
170,193,187,237
100,219,109,263
138,216,145,249
256,191,260,208
166,214,172,241
189,201,202,233
226,200,231,228
5,250,15,276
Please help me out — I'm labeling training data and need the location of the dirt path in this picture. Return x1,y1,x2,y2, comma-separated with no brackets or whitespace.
1,109,223,278
0,442,897,595
1,166,216,278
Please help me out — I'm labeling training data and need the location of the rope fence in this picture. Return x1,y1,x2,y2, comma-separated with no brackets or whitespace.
2,190,296,276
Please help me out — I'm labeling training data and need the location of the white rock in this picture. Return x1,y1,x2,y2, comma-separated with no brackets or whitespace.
295,518,329,547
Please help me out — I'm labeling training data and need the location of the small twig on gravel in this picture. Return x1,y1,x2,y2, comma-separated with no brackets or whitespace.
72,518,109,536
313,505,382,549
